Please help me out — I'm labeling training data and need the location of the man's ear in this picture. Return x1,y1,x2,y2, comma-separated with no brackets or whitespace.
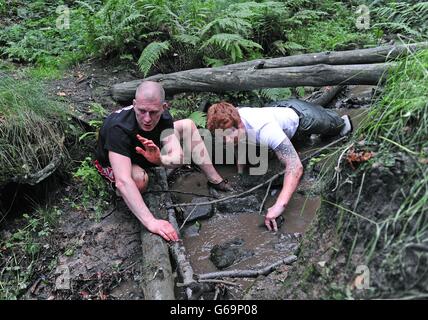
162,102,170,110
132,99,136,107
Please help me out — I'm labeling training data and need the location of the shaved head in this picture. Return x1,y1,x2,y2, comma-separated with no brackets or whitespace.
135,81,165,103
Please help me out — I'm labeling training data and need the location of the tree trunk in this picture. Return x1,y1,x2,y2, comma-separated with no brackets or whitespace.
112,63,392,103
111,42,427,103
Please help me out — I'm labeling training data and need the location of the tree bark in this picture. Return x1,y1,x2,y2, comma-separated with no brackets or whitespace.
112,63,392,103
156,168,198,299
140,168,175,300
111,42,427,103
307,85,345,107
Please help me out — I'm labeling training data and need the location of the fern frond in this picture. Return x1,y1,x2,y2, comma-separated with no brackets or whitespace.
202,33,262,62
138,41,170,77
75,1,96,13
258,88,292,101
188,111,206,128
174,34,200,46
200,17,252,37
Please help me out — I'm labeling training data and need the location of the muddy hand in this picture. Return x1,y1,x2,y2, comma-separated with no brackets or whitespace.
135,135,161,165
265,204,285,232
146,219,179,242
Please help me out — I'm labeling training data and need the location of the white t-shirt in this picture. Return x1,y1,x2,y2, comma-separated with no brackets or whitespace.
238,107,299,149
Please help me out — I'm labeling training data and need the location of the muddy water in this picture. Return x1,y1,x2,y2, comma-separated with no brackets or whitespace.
171,166,320,275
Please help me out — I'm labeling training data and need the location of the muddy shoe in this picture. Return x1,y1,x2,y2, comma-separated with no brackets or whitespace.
207,179,234,192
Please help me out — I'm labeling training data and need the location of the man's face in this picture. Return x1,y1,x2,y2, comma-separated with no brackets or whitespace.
133,98,166,131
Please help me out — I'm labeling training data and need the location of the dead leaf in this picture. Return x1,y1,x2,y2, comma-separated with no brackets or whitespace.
419,158,428,165
346,148,374,170
56,91,67,97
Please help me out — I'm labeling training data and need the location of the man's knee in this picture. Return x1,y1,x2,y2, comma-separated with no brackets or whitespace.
132,166,149,192
175,118,196,132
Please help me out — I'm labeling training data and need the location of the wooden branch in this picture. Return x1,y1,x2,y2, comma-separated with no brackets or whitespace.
197,255,297,279
156,168,197,299
140,168,175,300
307,85,345,107
12,155,62,186
213,42,427,70
112,63,392,102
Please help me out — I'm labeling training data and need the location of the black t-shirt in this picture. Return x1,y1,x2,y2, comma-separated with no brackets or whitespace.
95,106,174,168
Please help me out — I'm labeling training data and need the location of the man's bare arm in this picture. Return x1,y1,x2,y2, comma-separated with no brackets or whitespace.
109,151,178,241
265,136,303,231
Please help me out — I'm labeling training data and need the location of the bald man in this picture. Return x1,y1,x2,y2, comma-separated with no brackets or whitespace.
95,81,231,241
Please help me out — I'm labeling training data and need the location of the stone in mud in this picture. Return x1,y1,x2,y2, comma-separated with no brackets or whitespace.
181,222,201,238
210,238,254,269
183,197,213,223
216,195,259,214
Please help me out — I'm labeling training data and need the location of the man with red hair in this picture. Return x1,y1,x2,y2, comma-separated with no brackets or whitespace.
207,99,352,231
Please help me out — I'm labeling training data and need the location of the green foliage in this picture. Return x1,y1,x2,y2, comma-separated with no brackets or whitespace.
371,1,428,39
0,76,76,185
256,88,292,102
0,206,62,299
73,157,110,221
78,103,108,142
188,111,207,128
138,41,171,77
202,33,263,62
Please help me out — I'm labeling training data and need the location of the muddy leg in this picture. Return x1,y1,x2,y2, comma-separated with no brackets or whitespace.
173,119,223,184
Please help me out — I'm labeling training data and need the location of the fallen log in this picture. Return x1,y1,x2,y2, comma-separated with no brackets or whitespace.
140,168,175,300
112,63,392,102
213,42,427,70
111,42,427,102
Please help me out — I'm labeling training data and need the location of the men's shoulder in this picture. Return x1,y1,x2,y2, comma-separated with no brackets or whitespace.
103,106,137,131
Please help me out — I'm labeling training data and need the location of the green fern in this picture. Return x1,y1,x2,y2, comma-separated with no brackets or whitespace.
258,88,292,101
202,33,262,62
372,1,428,38
200,17,252,37
188,111,206,128
138,41,170,77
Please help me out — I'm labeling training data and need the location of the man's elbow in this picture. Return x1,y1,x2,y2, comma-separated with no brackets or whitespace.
295,162,304,178
114,177,131,193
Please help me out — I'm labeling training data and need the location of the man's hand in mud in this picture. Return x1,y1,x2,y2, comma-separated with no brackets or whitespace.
135,135,162,165
146,218,179,242
265,204,285,232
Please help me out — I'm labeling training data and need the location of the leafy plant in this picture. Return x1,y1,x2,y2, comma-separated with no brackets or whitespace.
73,157,110,221
138,41,171,77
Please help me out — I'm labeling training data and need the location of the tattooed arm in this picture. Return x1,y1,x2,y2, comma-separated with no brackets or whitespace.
265,136,303,231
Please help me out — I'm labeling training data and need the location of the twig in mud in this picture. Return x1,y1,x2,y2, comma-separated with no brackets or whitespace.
332,142,354,192
179,205,197,231
353,172,366,212
213,287,220,300
177,279,240,288
197,255,297,280
259,180,272,215
101,205,117,220
145,190,216,198
168,136,348,209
